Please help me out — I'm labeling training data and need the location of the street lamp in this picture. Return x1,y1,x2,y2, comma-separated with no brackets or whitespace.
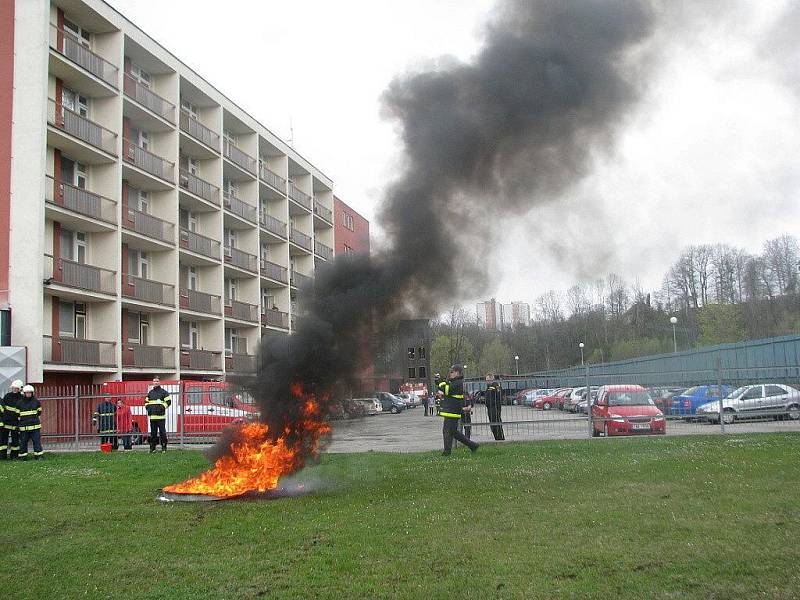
579,343,585,366
670,316,678,353
463,364,468,379
514,355,519,375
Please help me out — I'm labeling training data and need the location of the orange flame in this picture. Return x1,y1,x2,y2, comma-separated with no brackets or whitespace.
163,386,330,498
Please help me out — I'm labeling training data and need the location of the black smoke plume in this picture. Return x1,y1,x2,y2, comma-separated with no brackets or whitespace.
244,0,660,446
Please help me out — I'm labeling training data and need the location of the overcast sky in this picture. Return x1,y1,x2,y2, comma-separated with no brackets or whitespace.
107,0,800,309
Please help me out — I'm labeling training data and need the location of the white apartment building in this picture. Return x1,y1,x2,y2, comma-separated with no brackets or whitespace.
2,0,337,384
476,299,503,331
502,302,531,329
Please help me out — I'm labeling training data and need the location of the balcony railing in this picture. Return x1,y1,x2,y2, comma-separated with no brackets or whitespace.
179,169,219,205
224,246,259,273
123,74,175,123
313,201,333,223
259,165,286,191
44,336,116,367
223,140,257,175
259,211,287,238
45,254,116,294
123,139,175,182
180,110,220,151
49,24,118,88
179,228,220,260
290,270,312,289
225,299,259,322
180,349,222,371
45,175,116,224
123,274,175,306
179,288,222,315
223,193,257,224
314,240,334,261
289,228,312,251
288,183,312,210
47,99,117,155
260,259,288,283
226,353,256,373
123,207,174,244
123,345,174,368
261,309,289,329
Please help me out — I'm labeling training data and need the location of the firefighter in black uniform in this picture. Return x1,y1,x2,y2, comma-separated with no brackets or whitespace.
93,398,117,448
18,385,43,460
485,373,506,441
461,387,473,440
1,379,22,460
438,365,479,455
145,377,171,453
433,373,443,415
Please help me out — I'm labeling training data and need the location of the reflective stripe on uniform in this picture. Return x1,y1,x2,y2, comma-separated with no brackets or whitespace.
145,400,170,407
439,411,462,418
148,415,166,420
94,412,115,416
3,425,17,431
19,424,41,431
451,394,463,399
99,429,116,433
17,453,27,458
19,410,40,417
33,451,44,456
0,445,6,451
3,406,20,414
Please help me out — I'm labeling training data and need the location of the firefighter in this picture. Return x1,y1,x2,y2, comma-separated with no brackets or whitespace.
145,376,171,453
485,373,505,441
439,364,478,456
461,388,473,440
1,380,23,460
17,385,43,460
93,397,117,448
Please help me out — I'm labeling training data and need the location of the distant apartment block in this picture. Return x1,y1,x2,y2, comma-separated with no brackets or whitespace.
476,298,503,331
333,196,369,257
502,301,531,329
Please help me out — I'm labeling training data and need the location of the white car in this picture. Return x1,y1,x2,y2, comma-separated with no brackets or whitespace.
353,398,382,415
696,384,800,424
397,393,420,408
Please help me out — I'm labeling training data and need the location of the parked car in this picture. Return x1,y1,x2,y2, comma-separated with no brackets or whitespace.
397,393,420,408
515,388,536,405
533,388,572,410
669,385,730,418
375,392,407,414
522,389,555,407
696,384,800,424
591,384,666,436
563,387,598,412
647,386,687,414
353,398,381,415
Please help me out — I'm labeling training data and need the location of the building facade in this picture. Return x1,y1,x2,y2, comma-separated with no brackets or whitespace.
333,196,370,257
502,301,531,329
476,298,503,331
0,0,344,384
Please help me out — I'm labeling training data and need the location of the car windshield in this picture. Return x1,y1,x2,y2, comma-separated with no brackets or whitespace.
727,386,749,399
682,386,700,396
607,391,654,406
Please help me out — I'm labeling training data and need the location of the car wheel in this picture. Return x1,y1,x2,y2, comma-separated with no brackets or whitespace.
543,402,551,410
390,406,399,414
786,404,800,420
603,422,609,437
722,409,736,425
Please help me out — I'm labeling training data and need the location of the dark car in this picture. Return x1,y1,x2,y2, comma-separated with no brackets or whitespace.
671,385,731,418
375,392,406,414
647,386,687,414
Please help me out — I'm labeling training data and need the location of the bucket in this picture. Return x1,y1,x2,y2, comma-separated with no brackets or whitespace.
100,442,113,454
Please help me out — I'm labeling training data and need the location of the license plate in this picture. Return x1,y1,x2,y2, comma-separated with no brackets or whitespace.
632,423,650,430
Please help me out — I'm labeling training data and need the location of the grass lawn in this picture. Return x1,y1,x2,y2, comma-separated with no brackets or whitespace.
3,434,800,600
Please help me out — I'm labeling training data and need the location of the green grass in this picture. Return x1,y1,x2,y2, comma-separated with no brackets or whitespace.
3,435,800,600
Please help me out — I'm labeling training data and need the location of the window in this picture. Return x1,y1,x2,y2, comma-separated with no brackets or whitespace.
407,347,415,359
128,249,148,279
186,385,203,405
127,312,149,344
180,99,197,119
129,187,148,213
225,328,248,354
59,301,86,339
742,387,763,400
419,366,427,379
63,18,90,47
179,208,198,232
225,278,237,303
223,130,237,146
408,367,416,379
180,321,199,349
224,228,236,249
187,267,198,291
343,244,355,256
766,385,786,397
210,386,226,406
130,127,150,150
342,212,354,231
62,88,88,117
60,156,87,188
262,292,275,310
60,228,87,263
418,347,426,359
130,63,152,89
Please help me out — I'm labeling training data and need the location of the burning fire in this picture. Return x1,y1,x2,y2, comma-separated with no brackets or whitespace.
164,384,330,499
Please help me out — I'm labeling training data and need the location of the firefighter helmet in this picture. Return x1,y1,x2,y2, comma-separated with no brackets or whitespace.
10,379,23,390
22,385,34,394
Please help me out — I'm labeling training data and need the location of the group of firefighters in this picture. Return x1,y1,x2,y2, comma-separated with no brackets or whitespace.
1,380,43,460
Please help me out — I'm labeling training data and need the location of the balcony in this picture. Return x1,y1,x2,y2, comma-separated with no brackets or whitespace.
180,110,220,151
179,169,219,205
44,336,116,367
314,240,333,261
180,349,222,371
288,183,312,211
259,165,286,192
225,299,259,323
313,201,333,223
123,207,175,244
224,246,258,273
124,74,175,123
49,24,118,89
45,175,116,225
289,228,313,252
223,193,257,224
180,228,221,260
179,288,222,315
290,270,312,289
259,212,287,238
261,309,289,329
223,140,257,176
122,274,175,306
123,139,175,183
45,254,116,295
47,99,117,155
122,345,174,368
260,259,288,283
226,353,256,373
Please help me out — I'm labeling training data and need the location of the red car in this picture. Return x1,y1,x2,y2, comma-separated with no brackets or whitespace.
591,385,666,437
533,388,572,410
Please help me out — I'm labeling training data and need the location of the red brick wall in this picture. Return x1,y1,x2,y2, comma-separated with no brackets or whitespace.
0,0,15,305
333,196,370,256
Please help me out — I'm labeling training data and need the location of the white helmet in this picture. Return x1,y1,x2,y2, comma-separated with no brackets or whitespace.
10,379,23,390
22,385,34,394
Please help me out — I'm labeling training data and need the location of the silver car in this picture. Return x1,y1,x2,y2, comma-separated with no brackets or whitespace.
696,384,800,424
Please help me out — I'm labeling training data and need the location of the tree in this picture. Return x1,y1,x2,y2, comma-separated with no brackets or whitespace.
535,290,564,324
606,273,629,318
430,335,475,379
696,304,745,346
477,338,514,375
763,235,799,295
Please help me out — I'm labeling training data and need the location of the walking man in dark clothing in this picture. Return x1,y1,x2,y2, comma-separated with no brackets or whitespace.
438,365,478,456
17,385,43,460
485,373,506,441
0,379,23,459
145,377,171,453
93,398,117,448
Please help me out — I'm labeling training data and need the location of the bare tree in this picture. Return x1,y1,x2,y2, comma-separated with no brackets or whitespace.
535,290,564,324
763,234,799,295
565,283,590,317
692,245,714,306
605,273,629,318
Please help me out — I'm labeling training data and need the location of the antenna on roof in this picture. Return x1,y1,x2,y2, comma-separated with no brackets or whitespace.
288,116,294,147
